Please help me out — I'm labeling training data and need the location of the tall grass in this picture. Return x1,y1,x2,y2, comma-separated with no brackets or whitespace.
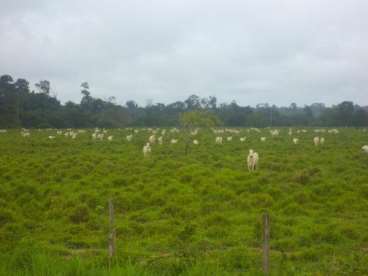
0,127,368,275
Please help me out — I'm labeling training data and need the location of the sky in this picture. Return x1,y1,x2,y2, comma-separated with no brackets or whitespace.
0,0,367,107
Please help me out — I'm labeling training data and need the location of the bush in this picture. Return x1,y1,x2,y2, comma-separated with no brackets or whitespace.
69,204,90,224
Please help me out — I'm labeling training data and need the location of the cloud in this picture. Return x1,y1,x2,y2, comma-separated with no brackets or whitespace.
0,0,367,106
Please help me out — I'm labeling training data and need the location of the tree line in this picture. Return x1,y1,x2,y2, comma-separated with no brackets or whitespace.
0,74,367,128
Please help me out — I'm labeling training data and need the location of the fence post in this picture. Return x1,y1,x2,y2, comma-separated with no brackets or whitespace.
108,199,116,270
263,212,270,275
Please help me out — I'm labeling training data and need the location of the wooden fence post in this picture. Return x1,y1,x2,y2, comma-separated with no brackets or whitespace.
263,212,270,275
108,199,116,270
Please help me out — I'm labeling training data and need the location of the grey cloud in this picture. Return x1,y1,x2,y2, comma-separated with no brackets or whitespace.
0,0,367,106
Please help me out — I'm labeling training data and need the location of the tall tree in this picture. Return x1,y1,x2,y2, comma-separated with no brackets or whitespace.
35,80,50,95
180,110,221,154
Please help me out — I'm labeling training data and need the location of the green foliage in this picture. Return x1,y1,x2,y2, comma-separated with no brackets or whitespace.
1,74,368,129
179,111,220,128
69,204,91,224
0,127,368,275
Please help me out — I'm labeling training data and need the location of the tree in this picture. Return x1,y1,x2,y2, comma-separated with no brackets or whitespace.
180,110,220,154
180,110,220,128
14,79,29,91
337,101,354,126
126,100,138,110
184,94,201,110
81,82,90,97
14,79,30,124
1,74,368,128
0,74,19,127
0,75,13,84
107,96,116,104
80,82,93,111
290,103,297,110
352,107,368,126
208,96,217,109
35,80,50,95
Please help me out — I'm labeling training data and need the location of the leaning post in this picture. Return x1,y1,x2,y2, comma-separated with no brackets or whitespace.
263,212,270,275
108,199,116,270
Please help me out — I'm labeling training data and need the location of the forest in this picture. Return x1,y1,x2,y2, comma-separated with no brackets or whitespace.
1,74,367,128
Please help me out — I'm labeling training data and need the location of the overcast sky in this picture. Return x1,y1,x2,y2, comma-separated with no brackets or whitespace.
0,0,367,106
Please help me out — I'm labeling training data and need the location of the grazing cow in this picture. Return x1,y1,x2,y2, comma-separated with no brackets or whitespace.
126,135,133,142
191,129,199,136
270,129,279,136
149,135,156,144
362,145,368,153
328,129,339,134
21,131,30,137
293,138,299,144
247,149,259,172
215,137,223,144
143,143,151,157
313,137,320,146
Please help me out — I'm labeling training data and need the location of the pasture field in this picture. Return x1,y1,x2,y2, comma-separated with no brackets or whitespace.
0,128,368,275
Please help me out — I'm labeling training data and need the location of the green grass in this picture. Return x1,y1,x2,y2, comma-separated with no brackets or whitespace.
0,127,368,275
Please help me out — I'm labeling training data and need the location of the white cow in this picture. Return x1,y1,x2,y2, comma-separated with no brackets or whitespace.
149,135,156,144
362,145,368,153
328,129,339,134
313,137,320,146
293,138,299,144
270,129,279,136
215,137,223,144
143,143,151,157
21,131,30,137
247,149,259,172
191,129,199,136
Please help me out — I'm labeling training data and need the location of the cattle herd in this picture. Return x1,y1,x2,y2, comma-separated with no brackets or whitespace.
1,127,367,171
